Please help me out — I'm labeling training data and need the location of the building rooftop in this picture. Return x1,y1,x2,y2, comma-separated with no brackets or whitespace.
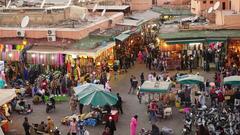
152,7,192,16
159,29,240,40
90,25,130,37
70,36,113,50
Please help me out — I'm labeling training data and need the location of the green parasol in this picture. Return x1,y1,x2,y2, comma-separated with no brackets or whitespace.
223,75,240,85
140,81,172,93
75,83,118,107
73,83,104,95
177,75,204,84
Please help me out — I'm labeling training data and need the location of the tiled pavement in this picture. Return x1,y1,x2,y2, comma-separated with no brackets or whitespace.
6,63,215,135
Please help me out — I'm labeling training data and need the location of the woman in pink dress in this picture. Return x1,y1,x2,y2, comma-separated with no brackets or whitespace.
130,115,138,135
138,51,143,64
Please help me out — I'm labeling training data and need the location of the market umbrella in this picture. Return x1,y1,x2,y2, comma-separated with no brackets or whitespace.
177,74,204,85
223,75,240,85
139,81,172,93
75,84,118,107
73,83,104,95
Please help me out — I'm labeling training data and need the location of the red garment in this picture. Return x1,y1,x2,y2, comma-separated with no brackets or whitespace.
210,88,216,95
149,102,158,111
218,92,224,102
102,131,111,135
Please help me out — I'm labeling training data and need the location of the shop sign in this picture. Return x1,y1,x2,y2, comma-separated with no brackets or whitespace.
0,61,4,71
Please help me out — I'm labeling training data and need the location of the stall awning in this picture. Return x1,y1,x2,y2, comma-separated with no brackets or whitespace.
140,81,172,93
0,89,16,106
165,39,206,44
115,33,130,41
206,38,227,43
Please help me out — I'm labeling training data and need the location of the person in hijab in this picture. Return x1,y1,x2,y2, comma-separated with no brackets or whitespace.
130,115,138,135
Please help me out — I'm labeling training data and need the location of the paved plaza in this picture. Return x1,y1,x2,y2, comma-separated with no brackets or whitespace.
6,64,215,135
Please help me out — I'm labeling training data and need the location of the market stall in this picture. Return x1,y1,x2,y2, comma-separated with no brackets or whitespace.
177,74,204,85
140,81,172,93
0,43,24,62
0,89,17,133
227,40,240,67
61,83,119,126
74,83,118,107
26,46,64,66
139,81,173,103
223,75,240,85
65,37,115,80
176,74,204,109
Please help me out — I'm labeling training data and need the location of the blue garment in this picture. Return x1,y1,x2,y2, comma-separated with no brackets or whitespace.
23,68,29,81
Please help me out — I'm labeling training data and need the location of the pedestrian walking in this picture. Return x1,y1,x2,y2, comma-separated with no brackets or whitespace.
234,88,240,109
69,95,77,114
113,63,118,80
148,100,158,123
22,117,30,135
68,118,77,135
198,92,206,108
102,127,111,135
116,93,123,114
131,77,138,94
130,115,138,135
138,51,143,64
151,124,160,135
140,72,145,85
105,116,116,135
79,103,84,114
128,75,134,94
210,87,217,107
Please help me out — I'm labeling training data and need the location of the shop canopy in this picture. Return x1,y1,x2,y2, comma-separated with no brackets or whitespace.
74,83,118,107
223,76,240,85
177,75,204,84
115,33,130,41
159,30,240,40
165,38,206,44
140,81,172,93
0,89,16,106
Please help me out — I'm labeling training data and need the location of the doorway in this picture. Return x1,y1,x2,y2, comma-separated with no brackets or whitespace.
222,2,226,10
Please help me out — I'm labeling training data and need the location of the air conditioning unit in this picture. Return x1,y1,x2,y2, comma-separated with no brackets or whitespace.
17,30,25,37
47,29,56,36
47,35,56,42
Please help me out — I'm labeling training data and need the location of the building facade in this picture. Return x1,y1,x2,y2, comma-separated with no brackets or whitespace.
215,0,240,26
191,0,230,15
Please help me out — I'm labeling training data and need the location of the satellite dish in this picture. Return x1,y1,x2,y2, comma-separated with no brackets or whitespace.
101,8,106,16
66,0,72,7
208,7,213,13
16,0,24,7
6,0,11,8
21,16,30,28
92,3,98,12
81,13,86,20
40,0,46,8
213,1,220,10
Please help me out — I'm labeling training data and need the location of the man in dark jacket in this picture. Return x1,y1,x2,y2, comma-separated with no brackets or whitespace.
22,117,30,135
105,117,116,135
116,93,123,114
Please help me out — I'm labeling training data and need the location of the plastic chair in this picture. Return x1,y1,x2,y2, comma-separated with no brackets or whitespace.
163,107,172,119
